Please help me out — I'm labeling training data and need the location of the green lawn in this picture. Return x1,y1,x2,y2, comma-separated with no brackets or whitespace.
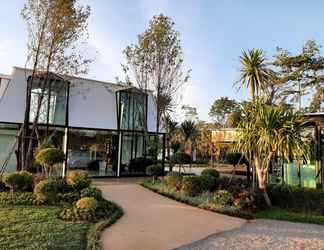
0,206,90,250
256,208,324,225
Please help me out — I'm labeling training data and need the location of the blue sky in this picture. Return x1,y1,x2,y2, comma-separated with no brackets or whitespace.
1,0,324,121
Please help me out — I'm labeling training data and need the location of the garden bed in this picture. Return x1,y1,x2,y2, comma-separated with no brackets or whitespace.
0,170,123,250
141,171,324,225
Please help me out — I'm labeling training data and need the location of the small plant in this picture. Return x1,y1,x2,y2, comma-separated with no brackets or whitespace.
67,170,91,191
34,179,60,204
76,197,98,213
146,164,163,182
213,190,234,207
164,172,183,190
81,187,102,200
3,171,34,192
181,176,202,196
35,148,65,177
201,168,220,179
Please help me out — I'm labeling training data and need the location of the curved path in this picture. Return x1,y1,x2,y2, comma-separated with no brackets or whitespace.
95,180,245,250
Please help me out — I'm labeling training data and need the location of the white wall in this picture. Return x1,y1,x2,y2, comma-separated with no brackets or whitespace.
0,68,27,123
69,79,118,130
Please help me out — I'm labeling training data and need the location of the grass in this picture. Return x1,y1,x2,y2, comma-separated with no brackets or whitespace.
256,208,324,225
0,206,90,250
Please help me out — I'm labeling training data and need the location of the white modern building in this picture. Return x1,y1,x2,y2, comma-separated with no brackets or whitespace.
0,67,166,177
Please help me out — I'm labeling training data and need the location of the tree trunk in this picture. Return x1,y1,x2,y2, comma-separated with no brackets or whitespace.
255,157,272,207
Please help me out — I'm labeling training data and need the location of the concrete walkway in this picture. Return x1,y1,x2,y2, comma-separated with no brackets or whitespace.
96,181,245,250
178,219,324,250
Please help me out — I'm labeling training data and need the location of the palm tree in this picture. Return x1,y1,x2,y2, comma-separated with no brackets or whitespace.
238,49,270,102
180,120,198,156
235,101,309,206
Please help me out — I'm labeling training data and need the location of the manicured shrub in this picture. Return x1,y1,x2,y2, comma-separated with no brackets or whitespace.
164,172,183,190
128,157,155,173
34,179,60,204
213,190,234,206
201,168,220,179
81,187,102,200
171,152,192,164
67,170,91,191
200,174,217,192
35,148,65,177
60,198,122,222
268,184,324,213
181,176,202,196
146,164,163,182
0,192,36,205
76,197,98,213
3,171,34,192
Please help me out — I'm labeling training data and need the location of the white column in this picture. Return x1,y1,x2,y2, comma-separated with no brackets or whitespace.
117,131,122,177
62,127,68,178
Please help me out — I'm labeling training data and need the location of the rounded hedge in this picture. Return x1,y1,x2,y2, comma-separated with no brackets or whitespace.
67,170,91,191
181,176,202,196
165,172,183,190
146,164,163,177
3,171,34,192
34,179,60,204
76,197,98,213
81,187,102,200
201,168,220,179
35,148,65,166
200,174,217,192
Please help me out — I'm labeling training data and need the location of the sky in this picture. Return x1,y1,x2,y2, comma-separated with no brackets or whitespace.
1,0,324,121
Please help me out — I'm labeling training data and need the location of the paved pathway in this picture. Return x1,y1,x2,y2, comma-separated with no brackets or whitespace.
178,219,324,250
96,181,245,250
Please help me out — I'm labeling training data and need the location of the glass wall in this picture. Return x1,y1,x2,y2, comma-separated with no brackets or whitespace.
29,77,68,126
0,124,19,172
119,90,146,131
67,129,118,177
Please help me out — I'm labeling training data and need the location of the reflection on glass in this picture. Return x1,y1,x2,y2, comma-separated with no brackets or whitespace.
67,129,118,177
0,124,19,172
29,78,68,125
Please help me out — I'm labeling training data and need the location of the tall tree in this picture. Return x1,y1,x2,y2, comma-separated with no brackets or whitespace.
209,97,238,125
181,104,199,122
123,14,190,132
20,0,91,170
235,100,309,206
272,40,324,110
238,49,270,102
180,120,198,159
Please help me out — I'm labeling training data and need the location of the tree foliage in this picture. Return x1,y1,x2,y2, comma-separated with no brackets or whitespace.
123,14,191,132
235,100,309,205
209,97,238,124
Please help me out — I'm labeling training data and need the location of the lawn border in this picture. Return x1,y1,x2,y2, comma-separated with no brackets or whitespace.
86,204,123,250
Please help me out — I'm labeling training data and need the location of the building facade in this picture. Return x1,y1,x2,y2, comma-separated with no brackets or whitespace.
0,67,165,177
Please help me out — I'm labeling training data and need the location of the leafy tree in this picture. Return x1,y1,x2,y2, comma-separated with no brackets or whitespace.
235,100,309,206
123,14,190,132
19,0,91,170
181,104,199,121
237,49,270,102
165,116,178,171
209,97,238,124
272,40,324,110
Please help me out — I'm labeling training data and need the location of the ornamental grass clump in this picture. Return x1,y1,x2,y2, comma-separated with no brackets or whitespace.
76,197,98,213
